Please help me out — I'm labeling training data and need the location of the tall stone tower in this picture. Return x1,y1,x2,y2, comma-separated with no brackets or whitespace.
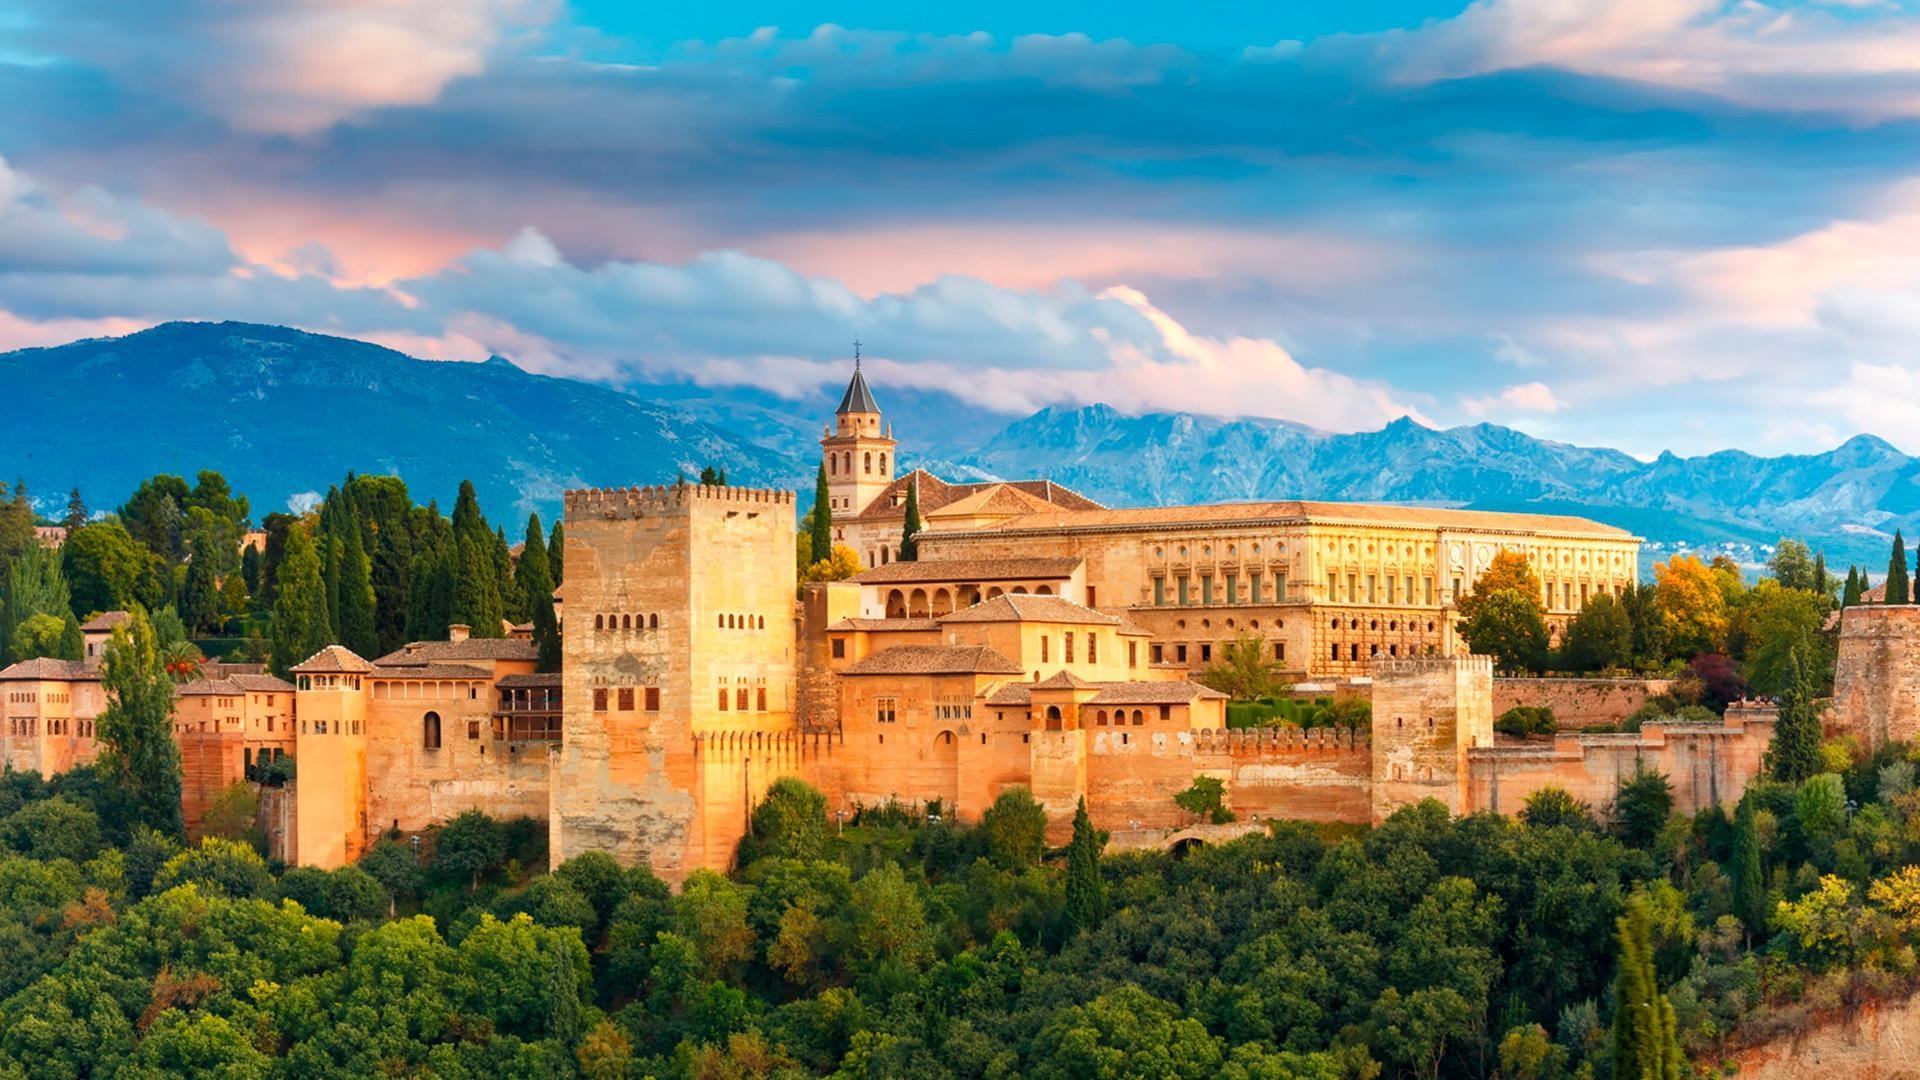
1369,655,1493,822
290,646,371,868
1832,604,1920,750
550,482,798,882
820,350,895,521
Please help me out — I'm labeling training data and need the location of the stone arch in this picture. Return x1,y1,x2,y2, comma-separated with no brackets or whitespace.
932,730,960,807
649,614,659,629
1035,585,1053,595
594,614,604,630
931,588,954,617
622,614,632,630
1010,586,1028,595
886,589,908,618
1131,709,1145,725
1045,705,1063,731
908,588,930,618
864,451,873,474
422,711,442,750
880,453,889,474
959,585,981,607
986,587,1005,600
829,454,837,475
1096,709,1108,726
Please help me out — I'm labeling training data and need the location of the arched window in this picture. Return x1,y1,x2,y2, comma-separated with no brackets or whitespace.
423,712,442,750
1045,705,1063,731
622,614,632,630
594,614,604,630
1132,709,1145,725
649,614,659,629
829,455,837,475
880,453,889,474
864,452,872,474
1096,710,1108,726
757,615,766,629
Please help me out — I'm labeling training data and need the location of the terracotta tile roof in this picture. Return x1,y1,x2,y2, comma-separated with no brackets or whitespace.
851,470,1102,524
1086,681,1229,705
177,677,249,697
851,556,1082,585
371,663,494,680
935,500,1635,538
983,683,1032,706
1033,670,1097,689
840,645,1024,676
826,618,943,632
228,673,295,693
938,593,1124,626
0,657,96,681
496,672,562,688
291,645,374,674
929,484,1060,520
79,611,131,632
373,638,538,665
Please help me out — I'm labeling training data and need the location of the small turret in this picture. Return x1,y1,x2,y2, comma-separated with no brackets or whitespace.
820,341,897,523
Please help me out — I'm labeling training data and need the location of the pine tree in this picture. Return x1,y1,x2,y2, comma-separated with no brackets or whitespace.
1730,800,1766,941
452,480,486,546
811,464,833,565
1767,643,1822,784
520,514,561,673
1813,551,1830,599
61,488,88,531
1888,531,1910,605
547,520,564,587
453,533,505,637
270,528,333,678
493,526,525,625
335,512,379,657
898,477,923,562
1610,894,1684,1080
1843,566,1862,608
1064,797,1107,934
96,607,185,840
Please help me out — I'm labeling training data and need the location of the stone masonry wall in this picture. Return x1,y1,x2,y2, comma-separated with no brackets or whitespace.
1833,605,1920,750
1492,677,1675,729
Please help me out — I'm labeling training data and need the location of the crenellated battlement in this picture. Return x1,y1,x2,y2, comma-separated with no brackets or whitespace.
1373,655,1494,678
564,483,796,519
1197,725,1370,754
694,727,842,757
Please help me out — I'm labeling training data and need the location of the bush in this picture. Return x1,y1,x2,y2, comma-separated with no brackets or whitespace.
1495,706,1558,738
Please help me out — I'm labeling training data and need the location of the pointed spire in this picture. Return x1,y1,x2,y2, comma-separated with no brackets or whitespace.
836,340,880,415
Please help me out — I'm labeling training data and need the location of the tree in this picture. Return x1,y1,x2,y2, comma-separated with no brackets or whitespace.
1458,588,1549,674
802,544,863,583
1175,776,1233,823
897,478,922,562
1654,554,1728,658
270,527,332,678
518,514,560,673
1519,786,1593,831
1623,582,1670,668
1456,550,1543,622
1495,705,1557,737
60,488,88,532
1733,581,1826,695
1888,531,1911,605
1768,538,1816,591
810,464,833,565
334,510,378,657
1767,644,1823,783
1730,800,1766,939
980,786,1048,870
1610,894,1684,1080
61,520,150,616
1843,566,1863,608
1559,591,1631,671
96,607,185,839
1613,763,1672,848
1064,797,1107,933
452,533,505,637
435,810,507,891
1,543,73,665
1197,629,1288,700
735,778,830,867
547,518,564,588
7,612,68,661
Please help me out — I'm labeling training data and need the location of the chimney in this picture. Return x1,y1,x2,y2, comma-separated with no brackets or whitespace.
448,623,470,643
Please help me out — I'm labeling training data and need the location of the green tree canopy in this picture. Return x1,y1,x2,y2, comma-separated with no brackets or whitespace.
96,607,184,840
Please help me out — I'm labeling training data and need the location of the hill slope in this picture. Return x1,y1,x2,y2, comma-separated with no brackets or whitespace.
0,322,793,520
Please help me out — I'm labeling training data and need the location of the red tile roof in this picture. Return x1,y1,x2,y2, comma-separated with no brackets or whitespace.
840,645,1025,676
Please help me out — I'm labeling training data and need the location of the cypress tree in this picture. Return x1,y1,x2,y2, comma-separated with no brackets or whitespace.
1843,566,1862,608
96,607,185,840
1730,800,1766,941
898,477,922,563
61,487,88,531
452,480,485,547
57,611,82,662
811,464,833,565
336,512,379,657
520,514,561,672
453,533,505,637
1888,531,1910,605
1767,643,1822,784
1610,894,1684,1080
547,520,564,587
1813,551,1829,599
1064,797,1107,934
493,526,526,625
270,528,332,677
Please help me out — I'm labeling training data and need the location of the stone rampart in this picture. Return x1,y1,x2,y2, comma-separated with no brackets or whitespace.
1832,605,1920,750
1492,677,1675,728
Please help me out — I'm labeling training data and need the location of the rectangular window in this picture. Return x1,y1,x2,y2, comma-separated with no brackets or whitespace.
1153,577,1165,605
593,688,609,712
1405,576,1415,603
1330,644,1340,661
1274,642,1286,661
1041,636,1050,663
831,638,846,659
468,720,481,740
1087,586,1097,607
1177,576,1190,605
1425,578,1434,605
1366,574,1377,603
1202,576,1214,604
1250,574,1262,603
1563,583,1572,609
1452,576,1463,598
1275,574,1288,602
1326,572,1338,600
1386,576,1395,603
737,688,750,712
718,689,729,711
1175,644,1188,663
1128,641,1137,668
1348,574,1358,601
1065,632,1075,663
1151,644,1163,664
757,688,767,711
645,687,661,711
876,697,897,724
1200,643,1212,663
1226,576,1238,604
1580,583,1589,606
1088,634,1098,664
1159,705,1172,722
618,688,635,711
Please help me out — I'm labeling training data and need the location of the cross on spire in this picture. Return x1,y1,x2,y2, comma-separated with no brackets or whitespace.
853,337,862,370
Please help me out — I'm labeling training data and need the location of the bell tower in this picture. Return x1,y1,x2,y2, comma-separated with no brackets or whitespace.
820,341,896,523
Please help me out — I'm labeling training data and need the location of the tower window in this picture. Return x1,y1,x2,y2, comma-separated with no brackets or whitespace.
865,452,872,474
422,712,441,750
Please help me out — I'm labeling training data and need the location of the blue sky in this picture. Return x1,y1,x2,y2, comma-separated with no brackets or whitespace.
3,1,1920,458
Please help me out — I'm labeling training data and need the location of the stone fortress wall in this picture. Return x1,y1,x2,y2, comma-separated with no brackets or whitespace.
1831,604,1920,750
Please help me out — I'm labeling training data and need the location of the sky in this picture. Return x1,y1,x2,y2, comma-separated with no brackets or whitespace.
4,1,1920,458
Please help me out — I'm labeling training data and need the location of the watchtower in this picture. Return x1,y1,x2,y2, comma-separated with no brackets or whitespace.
1369,655,1493,822
820,346,896,522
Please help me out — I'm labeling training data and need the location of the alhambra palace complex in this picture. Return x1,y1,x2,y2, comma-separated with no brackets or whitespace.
10,363,1913,881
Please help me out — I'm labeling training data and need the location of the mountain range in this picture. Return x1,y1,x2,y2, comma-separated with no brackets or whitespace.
4,321,1916,570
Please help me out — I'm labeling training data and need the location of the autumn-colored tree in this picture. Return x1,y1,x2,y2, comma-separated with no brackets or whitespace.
801,544,863,583
1653,554,1728,658
1454,549,1543,625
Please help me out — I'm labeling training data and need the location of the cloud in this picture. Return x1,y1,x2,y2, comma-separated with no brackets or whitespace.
1390,0,1920,120
1461,381,1563,418
7,0,557,134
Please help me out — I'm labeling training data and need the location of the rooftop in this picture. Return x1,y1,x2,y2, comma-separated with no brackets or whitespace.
370,663,494,680
840,644,1025,676
850,469,1103,524
373,638,538,665
932,499,1636,539
826,618,943,632
178,673,294,696
851,556,1082,585
0,657,97,682
496,672,563,689
837,361,880,415
937,593,1130,627
291,645,375,675
79,611,131,632
1086,681,1229,705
